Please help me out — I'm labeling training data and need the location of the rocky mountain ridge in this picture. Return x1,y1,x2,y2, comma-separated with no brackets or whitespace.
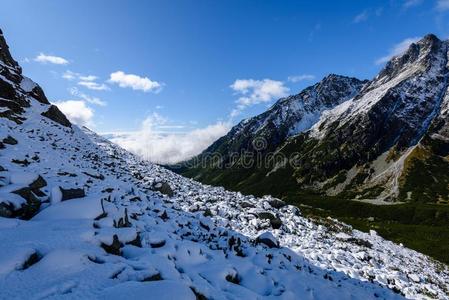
179,34,449,204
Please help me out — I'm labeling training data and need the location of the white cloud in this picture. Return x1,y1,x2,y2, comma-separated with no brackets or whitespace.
62,70,78,80
230,79,289,106
78,81,109,91
109,71,163,93
79,75,97,81
437,0,449,11
287,74,315,83
353,11,369,23
375,37,421,65
34,53,69,65
54,100,94,127
106,113,231,164
63,71,109,91
69,87,107,106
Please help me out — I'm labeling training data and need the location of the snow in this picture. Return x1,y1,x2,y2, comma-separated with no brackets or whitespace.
20,76,37,93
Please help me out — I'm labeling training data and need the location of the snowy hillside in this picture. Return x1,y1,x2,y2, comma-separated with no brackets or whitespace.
1,30,449,299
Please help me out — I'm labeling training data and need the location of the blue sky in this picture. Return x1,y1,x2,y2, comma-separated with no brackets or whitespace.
1,0,449,162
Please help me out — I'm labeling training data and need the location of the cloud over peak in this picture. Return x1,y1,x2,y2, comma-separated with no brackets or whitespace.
109,71,163,93
375,37,421,65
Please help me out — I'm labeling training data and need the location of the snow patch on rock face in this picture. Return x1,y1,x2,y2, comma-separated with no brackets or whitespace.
19,77,37,93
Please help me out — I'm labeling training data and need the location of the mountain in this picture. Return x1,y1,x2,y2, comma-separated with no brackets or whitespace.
178,34,449,205
1,30,449,298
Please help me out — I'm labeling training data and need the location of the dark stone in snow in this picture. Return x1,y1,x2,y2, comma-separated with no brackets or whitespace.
60,187,85,201
41,105,71,127
150,239,166,248
101,234,123,256
153,182,174,197
256,232,279,248
11,187,41,220
2,135,17,145
257,212,282,229
268,199,286,209
29,175,47,190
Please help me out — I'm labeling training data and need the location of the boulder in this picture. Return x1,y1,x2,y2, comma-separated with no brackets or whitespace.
2,135,17,145
256,232,279,248
268,199,286,209
257,212,283,229
29,175,47,190
101,234,123,256
41,105,71,127
153,182,174,197
11,187,41,220
60,187,85,201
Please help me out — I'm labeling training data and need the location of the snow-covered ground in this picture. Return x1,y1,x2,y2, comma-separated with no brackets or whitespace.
0,91,448,299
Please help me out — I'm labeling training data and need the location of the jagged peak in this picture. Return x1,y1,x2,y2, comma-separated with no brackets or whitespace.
0,29,21,72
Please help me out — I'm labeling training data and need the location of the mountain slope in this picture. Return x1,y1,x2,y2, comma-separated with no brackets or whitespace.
178,34,449,205
1,30,449,298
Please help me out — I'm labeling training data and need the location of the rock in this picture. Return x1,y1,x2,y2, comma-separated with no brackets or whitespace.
60,187,85,201
11,187,41,220
268,199,286,209
153,182,174,197
19,250,41,270
101,234,123,256
257,211,283,229
29,175,47,189
126,233,142,247
41,105,71,127
0,202,14,218
2,135,17,145
257,212,276,220
256,232,279,248
270,218,283,229
240,201,254,208
150,239,166,248
143,273,163,281
82,171,105,180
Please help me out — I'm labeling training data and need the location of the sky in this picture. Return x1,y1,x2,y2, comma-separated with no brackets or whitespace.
1,0,449,163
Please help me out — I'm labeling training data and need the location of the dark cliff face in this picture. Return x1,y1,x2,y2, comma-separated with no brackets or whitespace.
0,29,69,127
178,34,449,204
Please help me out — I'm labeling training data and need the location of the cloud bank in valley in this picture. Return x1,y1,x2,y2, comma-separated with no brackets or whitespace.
105,113,231,164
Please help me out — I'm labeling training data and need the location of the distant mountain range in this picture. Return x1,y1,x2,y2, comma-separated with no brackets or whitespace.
177,34,449,205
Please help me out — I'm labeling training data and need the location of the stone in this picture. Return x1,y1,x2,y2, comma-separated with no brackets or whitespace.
256,232,279,248
268,199,286,209
41,105,71,127
2,135,17,145
60,187,85,201
153,182,174,197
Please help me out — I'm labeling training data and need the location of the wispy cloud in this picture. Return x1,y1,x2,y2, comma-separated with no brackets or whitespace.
54,100,94,127
375,37,421,65
403,0,423,8
109,71,163,93
436,0,449,11
34,53,69,65
229,78,289,117
353,10,369,23
69,87,107,106
106,113,231,164
287,74,315,83
63,70,109,91
78,81,109,91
